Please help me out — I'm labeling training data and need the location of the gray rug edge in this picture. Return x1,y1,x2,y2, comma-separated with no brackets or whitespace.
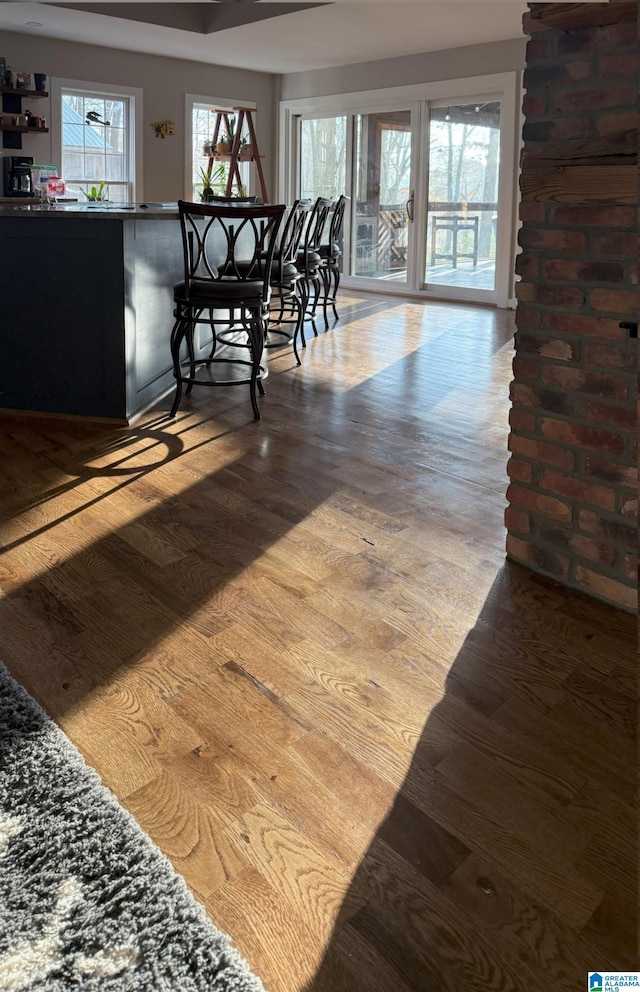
0,659,268,992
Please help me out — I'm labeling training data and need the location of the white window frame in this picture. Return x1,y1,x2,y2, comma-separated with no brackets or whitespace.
185,94,255,201
279,72,519,308
51,77,142,202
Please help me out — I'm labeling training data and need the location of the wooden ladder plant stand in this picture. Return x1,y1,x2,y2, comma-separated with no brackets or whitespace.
205,107,269,203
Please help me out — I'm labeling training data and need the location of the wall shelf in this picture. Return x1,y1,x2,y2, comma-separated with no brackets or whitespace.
0,87,49,99
0,126,49,135
1,87,48,149
204,153,259,163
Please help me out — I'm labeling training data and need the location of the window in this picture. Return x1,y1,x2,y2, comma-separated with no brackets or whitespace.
59,85,136,203
299,116,347,200
189,99,250,201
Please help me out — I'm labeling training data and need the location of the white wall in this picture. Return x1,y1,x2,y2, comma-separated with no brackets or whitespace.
280,38,526,101
1,31,277,200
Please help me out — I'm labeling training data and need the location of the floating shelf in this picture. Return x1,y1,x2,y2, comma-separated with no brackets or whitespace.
0,126,49,134
1,87,49,149
0,87,49,99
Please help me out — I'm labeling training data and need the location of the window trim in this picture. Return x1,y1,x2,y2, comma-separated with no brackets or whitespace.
51,77,143,200
184,94,255,201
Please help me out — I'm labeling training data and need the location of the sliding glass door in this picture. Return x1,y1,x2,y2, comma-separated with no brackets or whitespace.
298,107,417,289
424,101,501,294
285,72,517,306
352,109,414,286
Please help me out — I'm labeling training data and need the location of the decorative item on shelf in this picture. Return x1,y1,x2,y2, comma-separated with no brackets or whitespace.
216,117,235,155
81,181,108,202
15,72,32,90
238,135,253,161
34,73,47,92
150,119,174,139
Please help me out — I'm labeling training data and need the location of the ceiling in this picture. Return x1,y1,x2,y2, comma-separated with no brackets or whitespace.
0,0,529,74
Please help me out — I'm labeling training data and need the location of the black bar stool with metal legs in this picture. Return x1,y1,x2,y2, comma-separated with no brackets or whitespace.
169,200,285,421
295,196,333,338
318,194,349,329
265,198,313,365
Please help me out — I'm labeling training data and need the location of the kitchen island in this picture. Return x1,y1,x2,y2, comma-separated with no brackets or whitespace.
0,202,185,422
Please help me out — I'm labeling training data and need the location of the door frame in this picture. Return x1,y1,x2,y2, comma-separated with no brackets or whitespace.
278,71,519,307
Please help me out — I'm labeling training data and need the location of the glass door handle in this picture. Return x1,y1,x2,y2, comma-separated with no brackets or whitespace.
406,190,414,222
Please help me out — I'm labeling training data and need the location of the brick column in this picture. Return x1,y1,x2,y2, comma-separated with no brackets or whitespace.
506,1,638,612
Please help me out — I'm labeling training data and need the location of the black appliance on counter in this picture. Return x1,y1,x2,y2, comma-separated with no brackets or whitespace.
3,156,33,197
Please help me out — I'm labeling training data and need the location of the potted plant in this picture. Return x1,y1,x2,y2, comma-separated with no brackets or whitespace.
81,181,109,202
238,134,253,161
198,163,227,201
216,117,235,155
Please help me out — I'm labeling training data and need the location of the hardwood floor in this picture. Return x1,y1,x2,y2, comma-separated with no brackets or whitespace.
0,292,636,991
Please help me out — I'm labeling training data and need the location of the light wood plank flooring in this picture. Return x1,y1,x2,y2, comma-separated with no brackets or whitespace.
0,292,636,991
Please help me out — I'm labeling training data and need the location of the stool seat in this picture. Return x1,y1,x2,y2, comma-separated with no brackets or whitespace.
319,242,342,259
296,249,322,267
174,278,264,304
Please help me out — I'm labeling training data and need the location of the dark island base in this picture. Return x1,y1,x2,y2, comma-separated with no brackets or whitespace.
0,209,198,423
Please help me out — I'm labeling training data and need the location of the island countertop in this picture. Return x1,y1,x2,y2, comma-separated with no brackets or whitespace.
0,201,180,219
0,205,186,422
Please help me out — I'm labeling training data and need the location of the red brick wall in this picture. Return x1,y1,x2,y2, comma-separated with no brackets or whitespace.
506,2,638,612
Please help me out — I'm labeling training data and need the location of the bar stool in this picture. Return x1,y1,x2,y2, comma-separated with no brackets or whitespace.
265,199,313,365
169,200,285,421
295,196,333,337
318,194,349,329
430,214,479,268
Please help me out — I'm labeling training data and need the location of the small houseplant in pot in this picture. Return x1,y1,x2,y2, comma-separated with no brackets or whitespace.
238,134,253,161
216,118,235,155
81,181,109,202
198,163,227,201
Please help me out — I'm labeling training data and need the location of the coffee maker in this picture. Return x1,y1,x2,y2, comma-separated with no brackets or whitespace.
3,156,33,197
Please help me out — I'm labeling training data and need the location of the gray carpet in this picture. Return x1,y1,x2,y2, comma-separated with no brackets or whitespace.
0,662,267,992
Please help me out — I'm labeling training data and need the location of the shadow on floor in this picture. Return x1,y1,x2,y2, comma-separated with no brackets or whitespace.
301,564,637,992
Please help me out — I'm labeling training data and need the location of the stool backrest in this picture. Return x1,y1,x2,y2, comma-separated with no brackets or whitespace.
271,199,313,284
177,200,286,300
328,194,349,252
304,196,333,255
